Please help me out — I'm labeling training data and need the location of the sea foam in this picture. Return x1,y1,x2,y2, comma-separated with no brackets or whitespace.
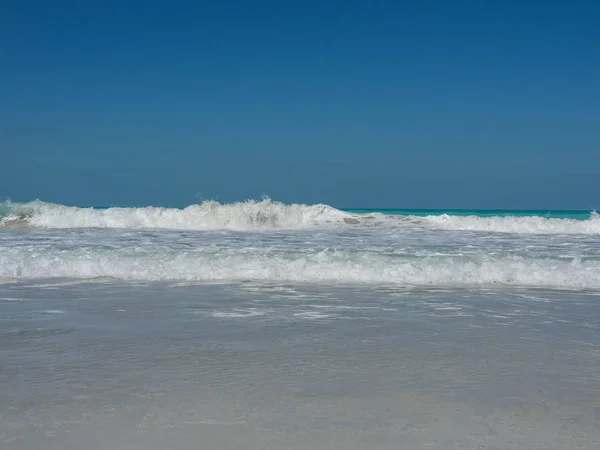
414,212,600,235
0,199,352,230
2,200,600,234
2,248,599,289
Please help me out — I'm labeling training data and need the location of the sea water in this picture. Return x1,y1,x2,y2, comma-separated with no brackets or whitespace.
1,199,599,449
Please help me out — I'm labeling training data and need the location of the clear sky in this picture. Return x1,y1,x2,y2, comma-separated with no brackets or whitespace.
1,0,599,209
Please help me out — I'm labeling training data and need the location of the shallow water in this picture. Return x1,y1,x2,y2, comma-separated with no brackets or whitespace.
1,281,599,449
2,201,600,448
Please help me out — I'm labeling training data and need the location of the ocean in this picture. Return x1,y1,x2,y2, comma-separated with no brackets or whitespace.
1,199,599,449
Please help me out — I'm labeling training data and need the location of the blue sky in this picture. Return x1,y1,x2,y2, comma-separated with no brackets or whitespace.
1,0,599,208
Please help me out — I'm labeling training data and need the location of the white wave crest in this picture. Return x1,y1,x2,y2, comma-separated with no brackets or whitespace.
2,249,599,289
412,212,600,235
0,199,354,230
2,200,599,235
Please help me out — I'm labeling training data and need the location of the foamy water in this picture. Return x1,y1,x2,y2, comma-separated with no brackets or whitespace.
2,200,600,449
2,199,600,288
2,199,600,233
415,211,600,234
0,199,351,230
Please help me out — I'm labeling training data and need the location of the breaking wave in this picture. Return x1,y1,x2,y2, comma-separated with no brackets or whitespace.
1,199,599,234
0,199,354,230
2,199,600,288
414,212,600,235
2,249,599,289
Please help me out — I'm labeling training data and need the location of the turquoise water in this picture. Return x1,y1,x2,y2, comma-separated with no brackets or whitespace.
343,208,593,219
0,200,595,220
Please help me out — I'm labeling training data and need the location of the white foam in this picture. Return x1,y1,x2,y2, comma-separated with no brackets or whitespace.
413,212,600,235
2,200,599,235
294,311,332,319
0,199,352,230
211,309,267,318
2,249,600,289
